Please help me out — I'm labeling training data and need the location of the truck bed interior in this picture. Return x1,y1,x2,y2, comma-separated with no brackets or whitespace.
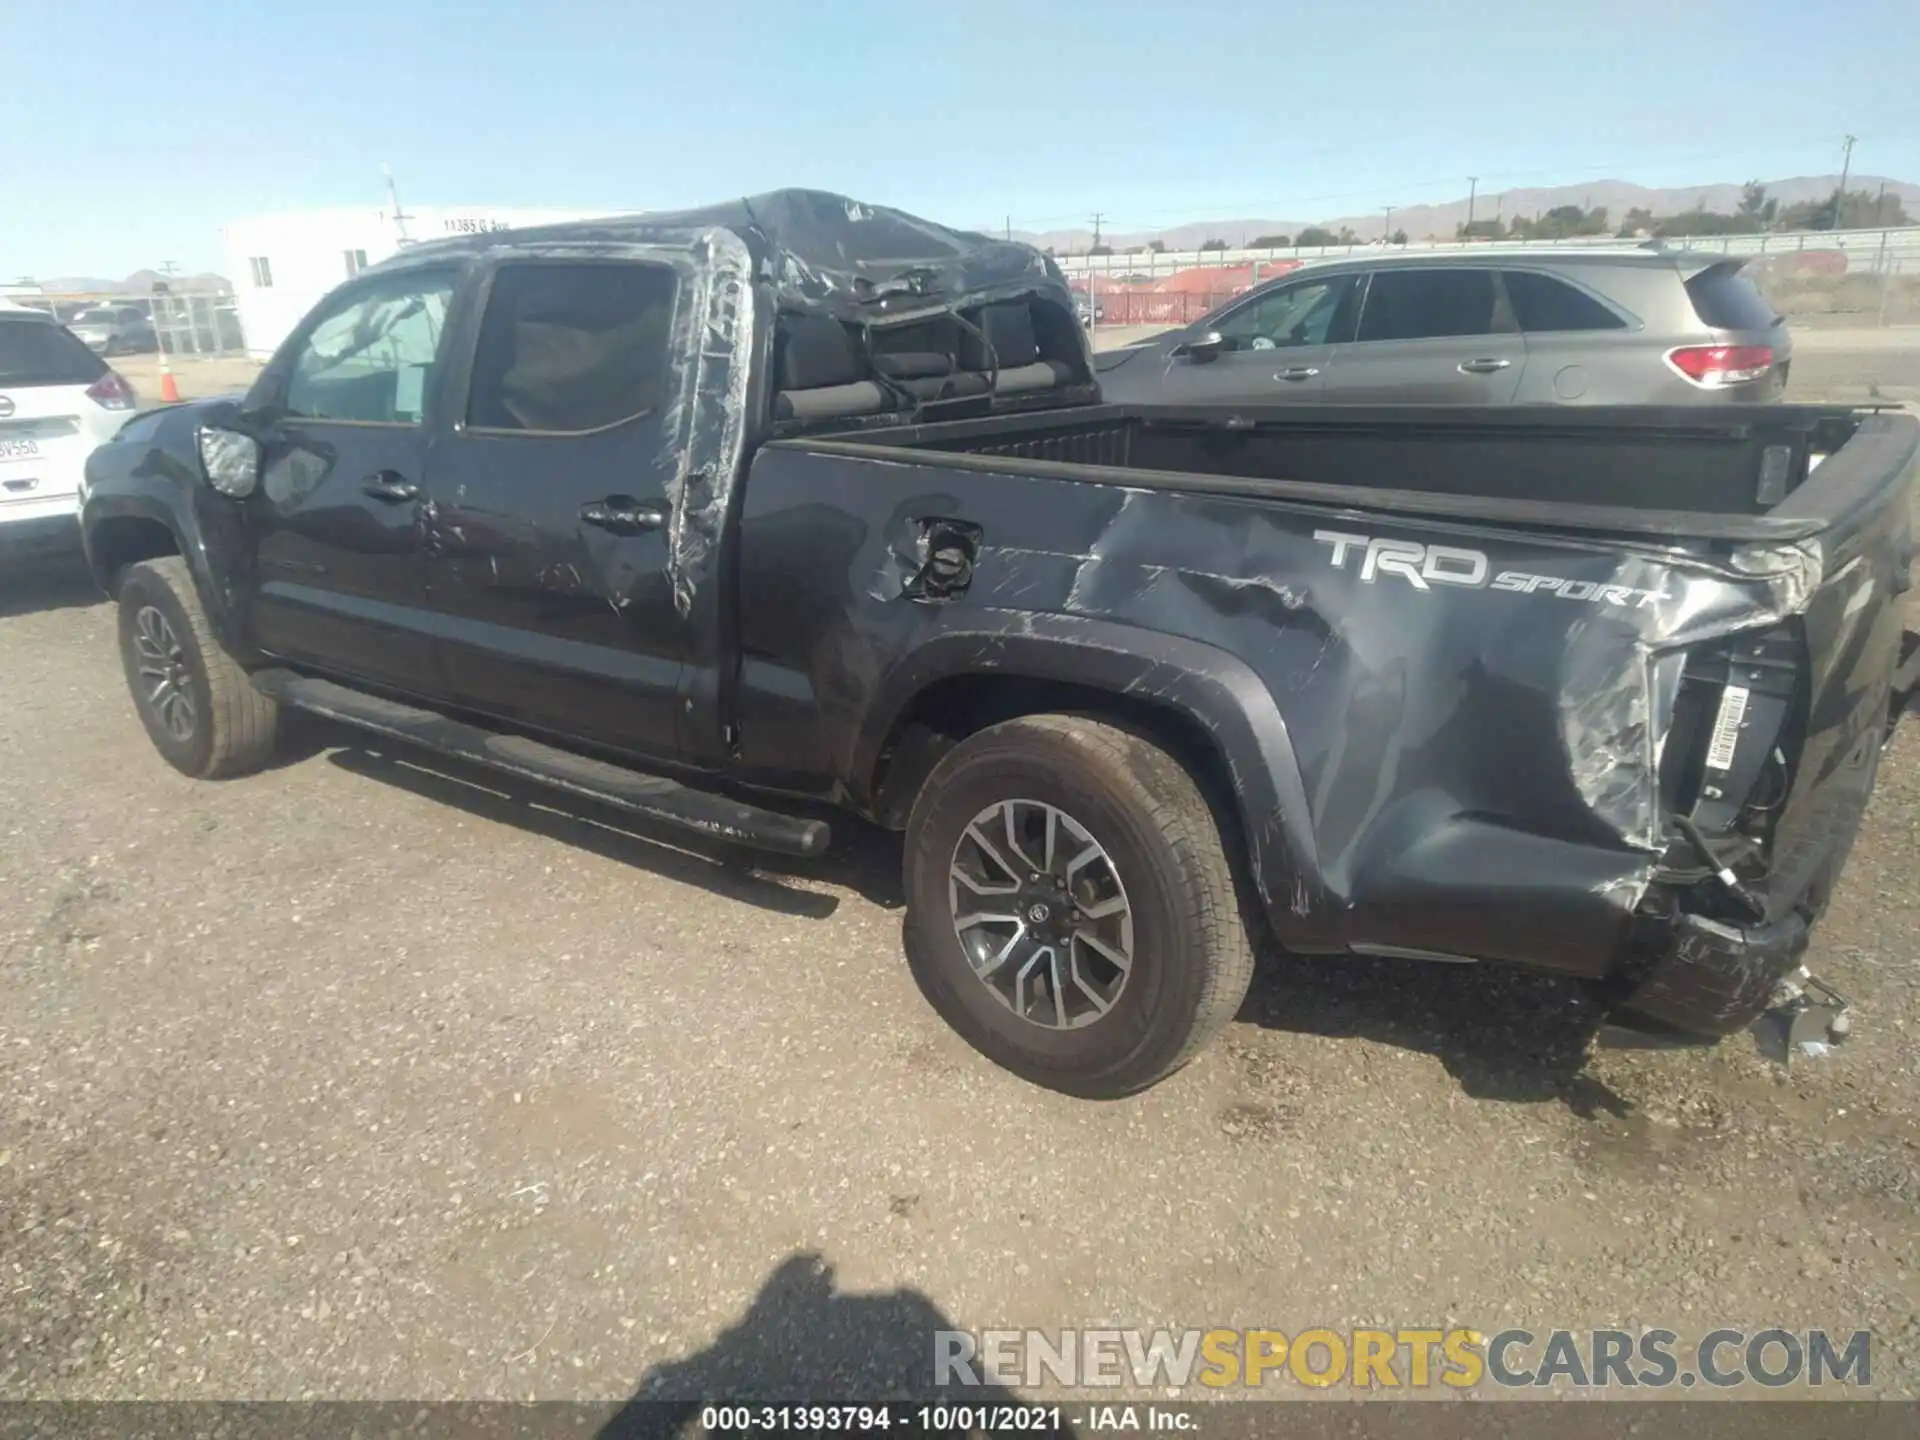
787,403,1912,543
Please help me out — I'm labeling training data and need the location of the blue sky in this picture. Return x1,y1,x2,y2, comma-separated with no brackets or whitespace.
4,0,1915,278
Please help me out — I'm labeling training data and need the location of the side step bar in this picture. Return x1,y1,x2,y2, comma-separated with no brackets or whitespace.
250,668,830,858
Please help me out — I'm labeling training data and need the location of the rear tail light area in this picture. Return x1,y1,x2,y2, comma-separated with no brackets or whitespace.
1658,626,1803,856
86,370,136,411
1665,344,1776,388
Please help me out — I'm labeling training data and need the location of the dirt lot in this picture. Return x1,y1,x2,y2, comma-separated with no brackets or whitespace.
4,338,1920,1405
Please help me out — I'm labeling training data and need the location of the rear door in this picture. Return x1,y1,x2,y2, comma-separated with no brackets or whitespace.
1322,267,1527,403
243,265,460,694
418,251,693,762
0,315,120,523
1499,267,1635,403
1145,272,1358,404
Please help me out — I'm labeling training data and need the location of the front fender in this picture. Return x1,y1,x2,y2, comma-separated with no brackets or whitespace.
80,401,252,653
854,610,1328,939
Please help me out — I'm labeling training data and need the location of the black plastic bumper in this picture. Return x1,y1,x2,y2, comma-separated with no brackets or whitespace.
1618,909,1810,1038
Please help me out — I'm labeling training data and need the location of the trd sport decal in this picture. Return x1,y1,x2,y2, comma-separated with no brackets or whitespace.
1313,530,1666,609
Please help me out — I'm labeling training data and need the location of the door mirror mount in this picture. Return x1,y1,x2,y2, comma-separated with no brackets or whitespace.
1172,330,1227,363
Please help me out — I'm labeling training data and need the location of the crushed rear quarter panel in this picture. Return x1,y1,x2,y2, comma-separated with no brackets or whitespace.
734,446,1841,976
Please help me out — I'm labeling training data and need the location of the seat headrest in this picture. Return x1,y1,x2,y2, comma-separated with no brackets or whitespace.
959,303,1040,370
872,352,953,381
778,315,864,389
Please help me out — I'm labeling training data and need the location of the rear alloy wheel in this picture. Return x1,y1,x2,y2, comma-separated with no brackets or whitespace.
947,798,1136,1030
116,556,279,779
905,714,1254,1097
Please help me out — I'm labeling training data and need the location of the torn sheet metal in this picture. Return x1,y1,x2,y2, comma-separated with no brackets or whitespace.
663,226,755,617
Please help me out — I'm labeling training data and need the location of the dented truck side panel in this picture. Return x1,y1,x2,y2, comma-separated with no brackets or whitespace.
732,436,1907,982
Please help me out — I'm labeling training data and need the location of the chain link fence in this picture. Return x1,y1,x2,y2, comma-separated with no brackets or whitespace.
3,291,246,356
147,292,246,357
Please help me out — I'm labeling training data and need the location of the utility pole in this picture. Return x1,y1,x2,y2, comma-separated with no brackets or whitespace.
1465,177,1479,235
1004,215,1011,241
1383,205,1394,243
1089,212,1105,252
384,164,413,245
1833,134,1856,229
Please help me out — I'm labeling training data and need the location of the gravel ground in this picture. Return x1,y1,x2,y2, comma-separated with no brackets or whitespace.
3,348,1920,1406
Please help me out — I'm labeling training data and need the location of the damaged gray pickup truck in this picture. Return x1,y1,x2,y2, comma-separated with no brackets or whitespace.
79,190,1918,1097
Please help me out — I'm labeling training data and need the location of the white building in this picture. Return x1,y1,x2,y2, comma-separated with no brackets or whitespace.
220,204,630,358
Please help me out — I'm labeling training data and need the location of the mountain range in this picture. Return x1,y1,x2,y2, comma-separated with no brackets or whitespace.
26,268,231,295
1011,174,1920,252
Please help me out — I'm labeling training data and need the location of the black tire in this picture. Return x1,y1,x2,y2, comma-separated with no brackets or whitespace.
903,714,1254,1098
116,556,279,779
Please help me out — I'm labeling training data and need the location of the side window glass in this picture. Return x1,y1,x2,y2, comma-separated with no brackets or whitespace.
284,273,454,424
1357,270,1498,342
1505,271,1627,332
466,262,678,434
1215,277,1350,351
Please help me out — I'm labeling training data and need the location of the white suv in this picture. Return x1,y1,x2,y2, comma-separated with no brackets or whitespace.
0,308,138,562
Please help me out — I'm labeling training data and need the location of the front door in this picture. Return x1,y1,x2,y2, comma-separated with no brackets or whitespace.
1153,272,1359,404
420,253,691,761
1321,267,1527,403
243,266,460,694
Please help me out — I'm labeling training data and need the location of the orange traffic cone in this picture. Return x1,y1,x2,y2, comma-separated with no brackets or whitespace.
160,364,180,404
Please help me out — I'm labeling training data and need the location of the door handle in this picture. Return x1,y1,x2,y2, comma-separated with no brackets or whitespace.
580,496,667,535
1458,357,1513,375
361,472,420,503
1276,366,1320,382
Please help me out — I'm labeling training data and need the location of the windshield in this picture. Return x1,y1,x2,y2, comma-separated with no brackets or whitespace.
73,309,120,325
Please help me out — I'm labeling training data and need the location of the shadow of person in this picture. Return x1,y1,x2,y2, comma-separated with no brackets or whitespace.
1240,944,1631,1120
597,1253,1074,1439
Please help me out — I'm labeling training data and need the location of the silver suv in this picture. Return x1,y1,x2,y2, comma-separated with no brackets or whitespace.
1097,248,1790,406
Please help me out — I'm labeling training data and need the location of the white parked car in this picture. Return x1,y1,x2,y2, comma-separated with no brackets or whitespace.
0,307,138,562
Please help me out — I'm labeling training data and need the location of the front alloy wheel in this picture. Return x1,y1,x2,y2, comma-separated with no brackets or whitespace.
115,556,280,779
132,604,197,743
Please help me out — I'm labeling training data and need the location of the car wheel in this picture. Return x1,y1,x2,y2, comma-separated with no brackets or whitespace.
116,556,279,779
904,714,1254,1097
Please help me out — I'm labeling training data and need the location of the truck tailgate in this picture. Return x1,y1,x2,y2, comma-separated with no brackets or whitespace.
1757,412,1915,919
